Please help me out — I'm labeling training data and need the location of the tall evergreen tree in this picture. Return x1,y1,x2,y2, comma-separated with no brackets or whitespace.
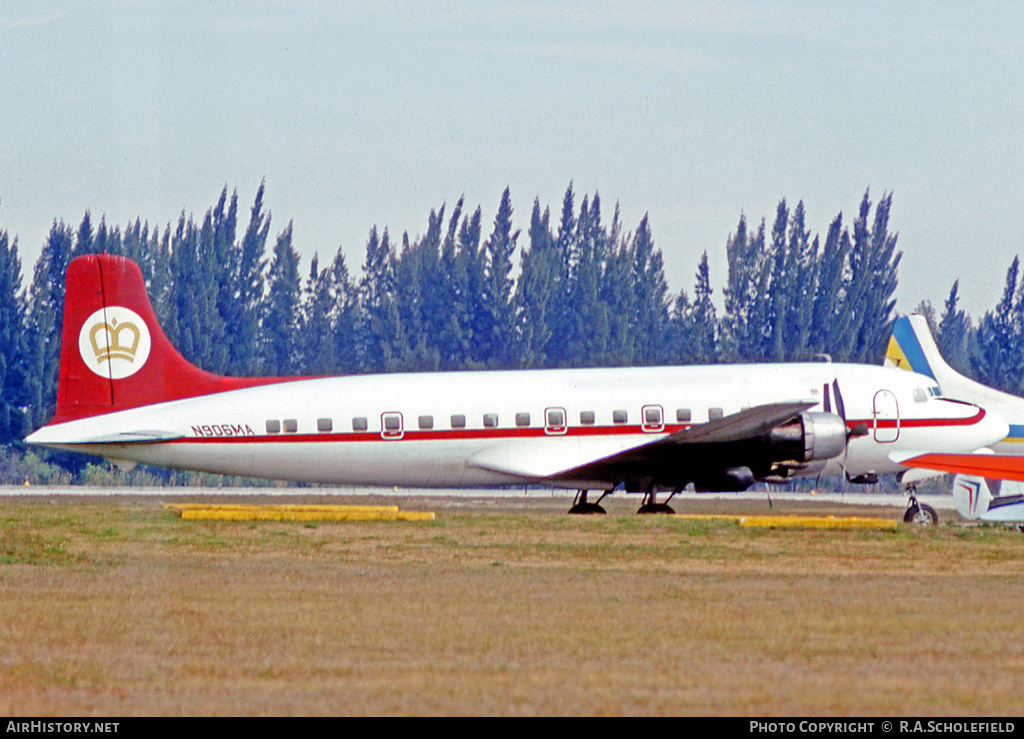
391,229,440,372
719,213,753,362
72,211,94,258
26,220,75,428
456,207,488,368
261,223,303,376
626,214,669,366
299,253,336,375
936,280,973,376
842,190,901,363
973,257,1024,393
689,252,718,364
225,184,270,376
209,187,240,375
358,226,400,373
782,201,819,360
515,199,558,368
766,200,791,361
435,198,472,370
808,213,852,358
599,207,635,366
166,212,223,369
0,228,28,441
483,187,519,368
329,246,359,374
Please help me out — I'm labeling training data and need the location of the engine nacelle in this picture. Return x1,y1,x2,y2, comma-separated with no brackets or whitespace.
766,411,848,464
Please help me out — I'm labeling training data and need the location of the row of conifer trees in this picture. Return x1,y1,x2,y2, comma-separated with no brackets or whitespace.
0,183,952,449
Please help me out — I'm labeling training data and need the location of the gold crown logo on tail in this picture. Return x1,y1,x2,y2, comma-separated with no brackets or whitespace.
78,307,152,380
89,318,141,363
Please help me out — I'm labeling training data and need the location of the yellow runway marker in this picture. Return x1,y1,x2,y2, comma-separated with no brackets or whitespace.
673,513,898,530
739,515,898,530
165,503,435,522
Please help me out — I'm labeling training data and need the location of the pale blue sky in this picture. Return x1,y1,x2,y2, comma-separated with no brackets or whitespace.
2,1,1022,319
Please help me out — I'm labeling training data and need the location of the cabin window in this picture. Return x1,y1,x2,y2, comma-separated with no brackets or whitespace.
381,412,403,440
676,408,691,422
515,412,531,427
418,415,434,430
317,418,333,432
708,407,724,421
544,408,568,435
451,414,466,429
283,419,298,433
266,420,281,434
642,405,664,433
580,410,596,425
612,410,628,424
352,417,368,432
483,413,499,428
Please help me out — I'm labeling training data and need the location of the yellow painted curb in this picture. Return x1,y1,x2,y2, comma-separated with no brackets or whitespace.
738,515,898,530
673,513,897,530
164,503,434,522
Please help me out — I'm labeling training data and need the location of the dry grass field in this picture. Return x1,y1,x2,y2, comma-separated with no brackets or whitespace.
2,490,1024,716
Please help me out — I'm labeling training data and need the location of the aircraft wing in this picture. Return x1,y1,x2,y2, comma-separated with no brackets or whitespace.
653,401,816,444
893,452,1024,482
469,401,816,484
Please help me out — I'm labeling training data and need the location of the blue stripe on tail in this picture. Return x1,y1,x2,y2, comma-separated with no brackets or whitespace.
892,317,935,380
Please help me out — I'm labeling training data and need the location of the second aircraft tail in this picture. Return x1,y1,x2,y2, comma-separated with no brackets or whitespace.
885,315,1023,407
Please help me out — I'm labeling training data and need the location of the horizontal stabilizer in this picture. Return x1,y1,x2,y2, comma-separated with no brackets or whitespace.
28,427,185,445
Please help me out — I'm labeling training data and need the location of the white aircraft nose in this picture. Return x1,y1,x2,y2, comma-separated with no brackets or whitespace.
977,408,1010,448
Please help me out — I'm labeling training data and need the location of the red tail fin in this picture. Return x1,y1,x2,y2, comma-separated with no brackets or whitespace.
53,254,278,424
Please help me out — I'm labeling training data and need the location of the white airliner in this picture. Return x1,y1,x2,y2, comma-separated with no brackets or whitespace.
26,255,1008,515
885,314,1024,453
886,314,1024,522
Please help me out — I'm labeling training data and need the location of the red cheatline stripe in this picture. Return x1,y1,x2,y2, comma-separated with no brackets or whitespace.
170,409,988,445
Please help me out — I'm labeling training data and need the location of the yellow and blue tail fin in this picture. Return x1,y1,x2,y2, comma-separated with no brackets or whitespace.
885,315,935,379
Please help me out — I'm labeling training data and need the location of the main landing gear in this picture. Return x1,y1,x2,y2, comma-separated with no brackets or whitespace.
568,487,683,515
903,486,939,526
636,487,681,515
569,490,610,515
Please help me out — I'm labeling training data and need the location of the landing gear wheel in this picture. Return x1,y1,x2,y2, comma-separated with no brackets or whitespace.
637,502,675,514
569,490,607,515
903,503,938,526
636,488,676,515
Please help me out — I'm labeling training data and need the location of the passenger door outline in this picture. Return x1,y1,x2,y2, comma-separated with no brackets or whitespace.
872,390,899,443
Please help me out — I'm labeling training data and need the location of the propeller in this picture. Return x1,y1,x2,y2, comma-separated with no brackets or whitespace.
832,379,869,490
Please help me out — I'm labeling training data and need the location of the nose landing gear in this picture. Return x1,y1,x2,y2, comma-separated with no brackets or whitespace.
903,487,938,526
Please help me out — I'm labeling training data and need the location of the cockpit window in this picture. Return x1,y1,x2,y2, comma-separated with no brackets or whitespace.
913,388,928,403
